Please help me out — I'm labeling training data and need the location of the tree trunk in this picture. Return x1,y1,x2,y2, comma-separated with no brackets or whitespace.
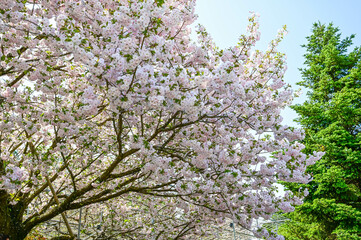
0,190,28,240
1,158,29,240
0,157,12,236
0,190,11,235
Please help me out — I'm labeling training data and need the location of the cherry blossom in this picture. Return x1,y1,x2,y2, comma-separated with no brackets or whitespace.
0,1,323,239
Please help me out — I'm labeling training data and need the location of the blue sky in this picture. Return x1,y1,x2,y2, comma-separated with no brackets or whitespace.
194,0,361,127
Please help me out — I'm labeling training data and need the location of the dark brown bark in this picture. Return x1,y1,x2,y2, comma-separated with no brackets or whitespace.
0,190,11,235
0,158,12,236
0,190,28,240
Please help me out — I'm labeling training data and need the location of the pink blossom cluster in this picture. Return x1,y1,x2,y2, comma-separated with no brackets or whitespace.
0,0,324,239
1,164,28,190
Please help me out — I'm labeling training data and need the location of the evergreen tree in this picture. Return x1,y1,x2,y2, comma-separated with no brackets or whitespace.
279,22,361,240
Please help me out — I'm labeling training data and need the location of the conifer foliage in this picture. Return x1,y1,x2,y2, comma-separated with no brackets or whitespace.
280,23,361,240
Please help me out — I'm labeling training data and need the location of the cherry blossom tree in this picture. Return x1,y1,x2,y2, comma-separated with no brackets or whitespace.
0,0,323,239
